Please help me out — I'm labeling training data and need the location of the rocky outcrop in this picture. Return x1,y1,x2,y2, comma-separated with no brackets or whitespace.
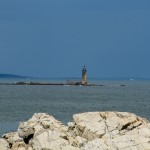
1,112,150,150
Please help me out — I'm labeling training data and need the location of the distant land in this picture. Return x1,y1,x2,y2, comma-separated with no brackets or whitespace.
0,73,27,78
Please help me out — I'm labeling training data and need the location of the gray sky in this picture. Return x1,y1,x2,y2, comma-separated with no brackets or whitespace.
0,0,150,78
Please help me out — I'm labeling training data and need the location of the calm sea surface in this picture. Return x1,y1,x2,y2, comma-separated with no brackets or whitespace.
0,79,150,136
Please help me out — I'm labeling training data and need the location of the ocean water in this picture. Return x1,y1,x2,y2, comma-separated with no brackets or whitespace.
0,79,150,136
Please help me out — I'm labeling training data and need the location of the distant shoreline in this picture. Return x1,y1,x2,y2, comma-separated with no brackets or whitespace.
0,81,127,87
0,73,27,79
0,81,105,86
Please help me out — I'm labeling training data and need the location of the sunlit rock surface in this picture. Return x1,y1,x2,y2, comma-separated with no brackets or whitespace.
1,112,150,150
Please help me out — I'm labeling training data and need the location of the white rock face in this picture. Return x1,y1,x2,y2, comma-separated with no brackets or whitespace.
0,138,10,150
81,139,108,150
61,145,81,150
2,132,23,147
31,130,69,150
73,112,150,150
1,112,150,150
18,113,64,139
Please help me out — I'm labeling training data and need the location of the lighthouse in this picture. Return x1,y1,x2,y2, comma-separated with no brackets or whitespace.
82,66,87,85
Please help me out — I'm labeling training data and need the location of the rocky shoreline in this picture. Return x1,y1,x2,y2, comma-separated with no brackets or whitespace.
1,112,150,150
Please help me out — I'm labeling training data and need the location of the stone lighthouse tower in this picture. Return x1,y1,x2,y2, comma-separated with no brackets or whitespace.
82,66,87,85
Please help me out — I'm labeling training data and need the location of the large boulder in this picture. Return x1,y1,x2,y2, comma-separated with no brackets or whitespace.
17,113,69,149
17,113,65,141
73,112,150,149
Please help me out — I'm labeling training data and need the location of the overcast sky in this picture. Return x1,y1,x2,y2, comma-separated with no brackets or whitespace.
0,0,150,78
